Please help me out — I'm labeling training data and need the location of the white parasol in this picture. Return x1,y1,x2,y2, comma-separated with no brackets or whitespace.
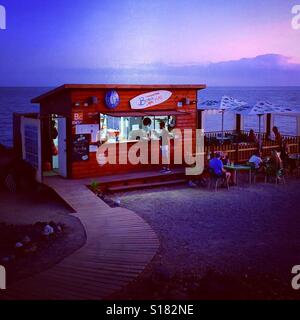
219,96,247,141
199,96,247,142
233,101,299,148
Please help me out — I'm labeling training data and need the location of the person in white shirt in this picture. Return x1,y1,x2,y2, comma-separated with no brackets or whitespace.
159,121,173,173
249,151,263,169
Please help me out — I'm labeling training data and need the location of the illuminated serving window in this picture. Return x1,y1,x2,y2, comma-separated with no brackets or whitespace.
99,114,174,143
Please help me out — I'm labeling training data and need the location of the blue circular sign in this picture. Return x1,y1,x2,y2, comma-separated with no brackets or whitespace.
105,90,120,109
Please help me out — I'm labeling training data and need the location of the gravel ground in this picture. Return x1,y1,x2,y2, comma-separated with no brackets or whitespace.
109,175,300,300
0,186,86,285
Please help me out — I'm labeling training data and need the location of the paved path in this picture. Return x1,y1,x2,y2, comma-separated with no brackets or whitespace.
0,177,159,300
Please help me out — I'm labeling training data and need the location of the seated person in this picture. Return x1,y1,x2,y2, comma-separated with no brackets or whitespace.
249,151,263,170
248,129,258,144
270,150,283,170
280,140,289,168
270,126,283,147
265,150,285,181
209,152,231,184
221,152,231,165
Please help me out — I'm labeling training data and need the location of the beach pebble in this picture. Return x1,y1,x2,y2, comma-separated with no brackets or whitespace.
1,257,10,263
188,181,197,188
15,242,23,248
114,198,121,206
1,255,15,263
1,257,9,263
24,243,38,254
49,221,63,234
43,224,54,236
22,235,31,244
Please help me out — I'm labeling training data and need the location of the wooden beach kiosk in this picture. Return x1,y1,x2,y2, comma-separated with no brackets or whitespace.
14,84,206,185
13,84,300,189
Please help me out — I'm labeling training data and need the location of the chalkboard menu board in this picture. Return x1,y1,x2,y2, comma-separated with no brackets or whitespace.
72,134,90,161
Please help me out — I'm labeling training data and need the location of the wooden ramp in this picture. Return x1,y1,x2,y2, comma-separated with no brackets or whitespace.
0,177,159,300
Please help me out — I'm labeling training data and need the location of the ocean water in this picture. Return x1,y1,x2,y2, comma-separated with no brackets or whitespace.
0,87,299,147
198,87,300,134
0,87,49,147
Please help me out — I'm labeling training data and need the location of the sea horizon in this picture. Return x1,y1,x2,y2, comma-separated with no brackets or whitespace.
0,86,299,147
1,85,300,88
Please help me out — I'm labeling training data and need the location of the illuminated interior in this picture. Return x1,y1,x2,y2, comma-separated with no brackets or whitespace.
99,114,174,143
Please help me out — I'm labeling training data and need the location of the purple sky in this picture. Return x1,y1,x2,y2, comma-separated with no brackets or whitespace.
0,0,299,86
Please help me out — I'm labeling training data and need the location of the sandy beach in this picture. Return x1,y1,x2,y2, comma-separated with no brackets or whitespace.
109,175,300,299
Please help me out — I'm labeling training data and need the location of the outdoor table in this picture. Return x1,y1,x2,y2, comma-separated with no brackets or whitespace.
289,153,300,161
216,136,232,145
224,164,252,185
216,136,231,141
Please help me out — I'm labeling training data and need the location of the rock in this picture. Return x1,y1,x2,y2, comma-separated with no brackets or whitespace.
43,224,54,236
22,235,31,244
98,193,105,200
114,198,121,206
1,257,9,263
1,255,15,263
188,181,197,188
24,243,38,254
15,242,25,256
103,197,115,207
49,221,63,234
15,242,23,248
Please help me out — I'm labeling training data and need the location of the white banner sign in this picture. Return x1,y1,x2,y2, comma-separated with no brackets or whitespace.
75,124,100,142
130,90,172,110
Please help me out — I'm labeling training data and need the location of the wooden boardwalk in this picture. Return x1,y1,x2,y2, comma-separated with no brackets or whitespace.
0,177,159,300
